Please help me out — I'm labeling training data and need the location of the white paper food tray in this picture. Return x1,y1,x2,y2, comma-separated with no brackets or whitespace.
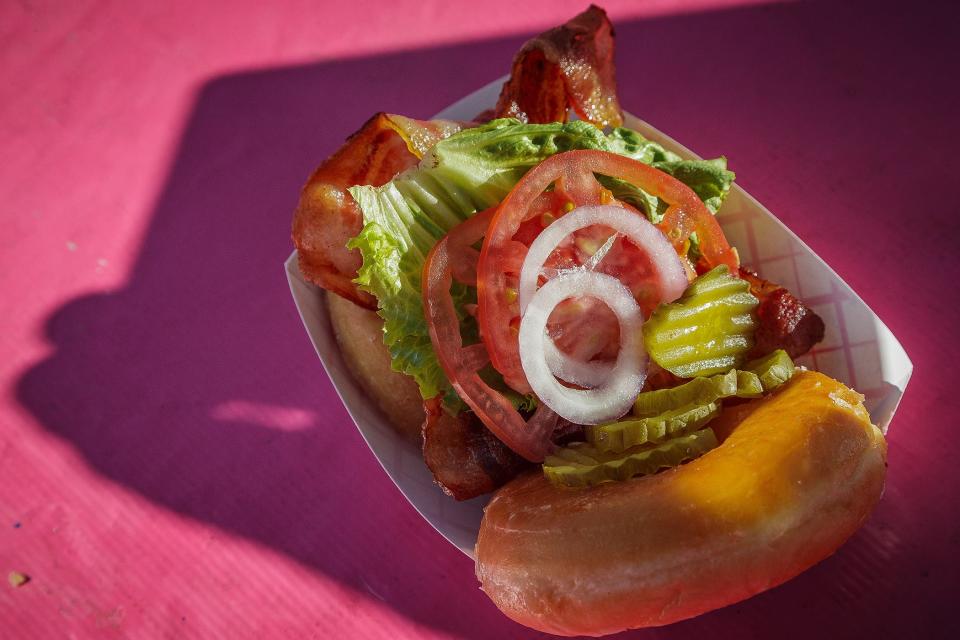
285,78,912,559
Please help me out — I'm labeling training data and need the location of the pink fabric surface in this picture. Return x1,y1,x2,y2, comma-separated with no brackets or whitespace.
1,0,957,637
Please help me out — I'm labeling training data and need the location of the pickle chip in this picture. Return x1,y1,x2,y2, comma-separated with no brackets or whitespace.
588,401,720,452
736,370,765,397
745,349,795,391
592,354,795,453
633,369,739,417
642,265,759,378
543,429,719,487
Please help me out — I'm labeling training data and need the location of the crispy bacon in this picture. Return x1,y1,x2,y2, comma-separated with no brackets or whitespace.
494,5,622,128
422,399,531,501
739,268,826,359
295,7,626,307
292,114,461,307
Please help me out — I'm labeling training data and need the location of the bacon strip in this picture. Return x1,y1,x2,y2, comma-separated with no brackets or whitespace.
421,399,531,501
739,268,826,359
494,5,622,128
295,5,626,306
292,114,461,307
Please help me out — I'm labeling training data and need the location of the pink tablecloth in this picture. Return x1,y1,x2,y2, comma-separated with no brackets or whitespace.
1,0,957,637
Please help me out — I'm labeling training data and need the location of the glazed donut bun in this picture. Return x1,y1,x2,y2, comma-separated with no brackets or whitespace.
475,370,887,636
327,291,424,441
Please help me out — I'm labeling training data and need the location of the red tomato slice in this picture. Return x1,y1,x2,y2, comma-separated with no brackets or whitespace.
422,208,559,462
477,149,737,393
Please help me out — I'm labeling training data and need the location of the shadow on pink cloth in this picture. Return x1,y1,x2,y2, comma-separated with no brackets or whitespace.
16,1,959,638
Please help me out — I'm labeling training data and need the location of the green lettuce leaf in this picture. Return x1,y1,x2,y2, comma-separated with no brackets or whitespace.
652,157,735,214
347,119,735,410
605,127,681,164
602,129,734,220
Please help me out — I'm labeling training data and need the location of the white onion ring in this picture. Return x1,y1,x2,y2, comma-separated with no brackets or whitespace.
544,343,611,388
540,229,619,388
518,205,688,387
519,271,647,425
518,204,688,314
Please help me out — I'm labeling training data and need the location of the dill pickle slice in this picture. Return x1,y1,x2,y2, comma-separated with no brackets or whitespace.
588,351,793,455
543,429,719,487
642,265,759,378
745,349,795,391
597,369,762,453
736,370,764,397
633,368,763,416
633,369,738,417
587,401,720,452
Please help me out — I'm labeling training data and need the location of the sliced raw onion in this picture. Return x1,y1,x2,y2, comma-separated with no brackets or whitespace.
518,204,688,314
518,205,688,387
544,341,611,388
519,270,647,425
